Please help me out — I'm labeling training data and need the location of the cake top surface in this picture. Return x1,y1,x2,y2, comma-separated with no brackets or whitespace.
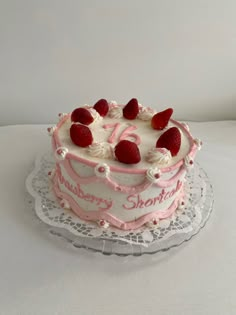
52,99,198,173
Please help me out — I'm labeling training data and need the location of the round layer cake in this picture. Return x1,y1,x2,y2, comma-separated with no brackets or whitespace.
48,99,201,230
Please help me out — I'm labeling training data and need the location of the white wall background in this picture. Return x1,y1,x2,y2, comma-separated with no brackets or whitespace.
0,0,236,125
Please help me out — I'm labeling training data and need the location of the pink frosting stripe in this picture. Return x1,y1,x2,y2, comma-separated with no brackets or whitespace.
105,176,151,193
53,174,184,230
60,157,186,195
63,160,100,184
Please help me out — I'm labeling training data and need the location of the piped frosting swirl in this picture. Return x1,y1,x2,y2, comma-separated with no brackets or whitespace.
138,106,155,121
88,142,113,159
146,147,171,165
108,106,123,119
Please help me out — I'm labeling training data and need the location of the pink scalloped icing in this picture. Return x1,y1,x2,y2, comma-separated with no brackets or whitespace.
58,158,186,193
53,177,184,230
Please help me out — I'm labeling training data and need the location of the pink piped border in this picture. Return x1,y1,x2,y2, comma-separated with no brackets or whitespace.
60,158,187,193
53,174,184,230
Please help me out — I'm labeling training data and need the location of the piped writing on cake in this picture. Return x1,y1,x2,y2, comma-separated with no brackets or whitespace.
103,122,141,145
57,167,113,211
123,180,182,210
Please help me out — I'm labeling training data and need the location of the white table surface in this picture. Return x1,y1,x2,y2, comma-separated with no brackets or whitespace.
0,121,236,315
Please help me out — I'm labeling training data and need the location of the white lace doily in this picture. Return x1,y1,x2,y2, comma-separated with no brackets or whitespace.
25,152,213,256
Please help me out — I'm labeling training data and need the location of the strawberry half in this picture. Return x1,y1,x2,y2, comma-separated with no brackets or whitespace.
93,99,109,117
151,108,173,130
114,140,141,164
71,108,94,125
156,127,181,156
70,124,93,147
123,98,139,120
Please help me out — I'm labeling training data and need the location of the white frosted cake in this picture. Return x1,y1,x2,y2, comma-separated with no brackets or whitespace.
47,99,201,230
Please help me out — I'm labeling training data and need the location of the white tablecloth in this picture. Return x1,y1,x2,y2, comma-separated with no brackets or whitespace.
0,121,236,315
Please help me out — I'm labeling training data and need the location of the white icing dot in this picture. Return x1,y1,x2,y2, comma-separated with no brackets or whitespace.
98,220,110,228
146,167,162,183
184,155,194,170
60,199,71,209
55,147,68,160
94,163,110,178
194,138,202,150
47,126,56,136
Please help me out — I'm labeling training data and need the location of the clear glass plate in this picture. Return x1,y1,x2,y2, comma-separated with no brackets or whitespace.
25,152,214,257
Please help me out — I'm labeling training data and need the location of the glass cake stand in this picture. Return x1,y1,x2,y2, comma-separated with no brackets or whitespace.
25,152,214,257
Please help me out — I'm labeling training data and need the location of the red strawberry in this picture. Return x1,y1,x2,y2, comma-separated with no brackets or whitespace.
123,98,139,120
114,140,141,164
151,108,173,130
156,127,181,156
93,99,109,117
70,124,93,147
71,108,94,125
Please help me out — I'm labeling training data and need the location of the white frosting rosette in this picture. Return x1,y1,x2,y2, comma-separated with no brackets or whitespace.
48,168,55,179
177,199,185,211
145,218,159,228
184,155,194,170
60,199,71,210
108,106,123,119
97,219,110,228
109,100,118,106
82,104,91,109
89,108,103,123
194,138,202,150
94,163,110,178
55,147,68,160
88,142,113,159
58,113,68,121
47,126,56,136
138,106,155,121
146,167,162,183
146,147,171,165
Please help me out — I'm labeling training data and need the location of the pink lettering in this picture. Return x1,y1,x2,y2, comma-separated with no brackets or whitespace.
102,200,113,211
164,192,170,200
159,189,166,203
123,180,183,210
119,125,141,145
153,195,159,205
145,198,153,207
76,184,85,199
103,123,141,145
169,190,175,198
103,123,121,143
57,168,112,211
137,194,145,208
122,195,137,210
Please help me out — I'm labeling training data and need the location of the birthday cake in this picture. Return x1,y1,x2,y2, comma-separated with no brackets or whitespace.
47,99,201,230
